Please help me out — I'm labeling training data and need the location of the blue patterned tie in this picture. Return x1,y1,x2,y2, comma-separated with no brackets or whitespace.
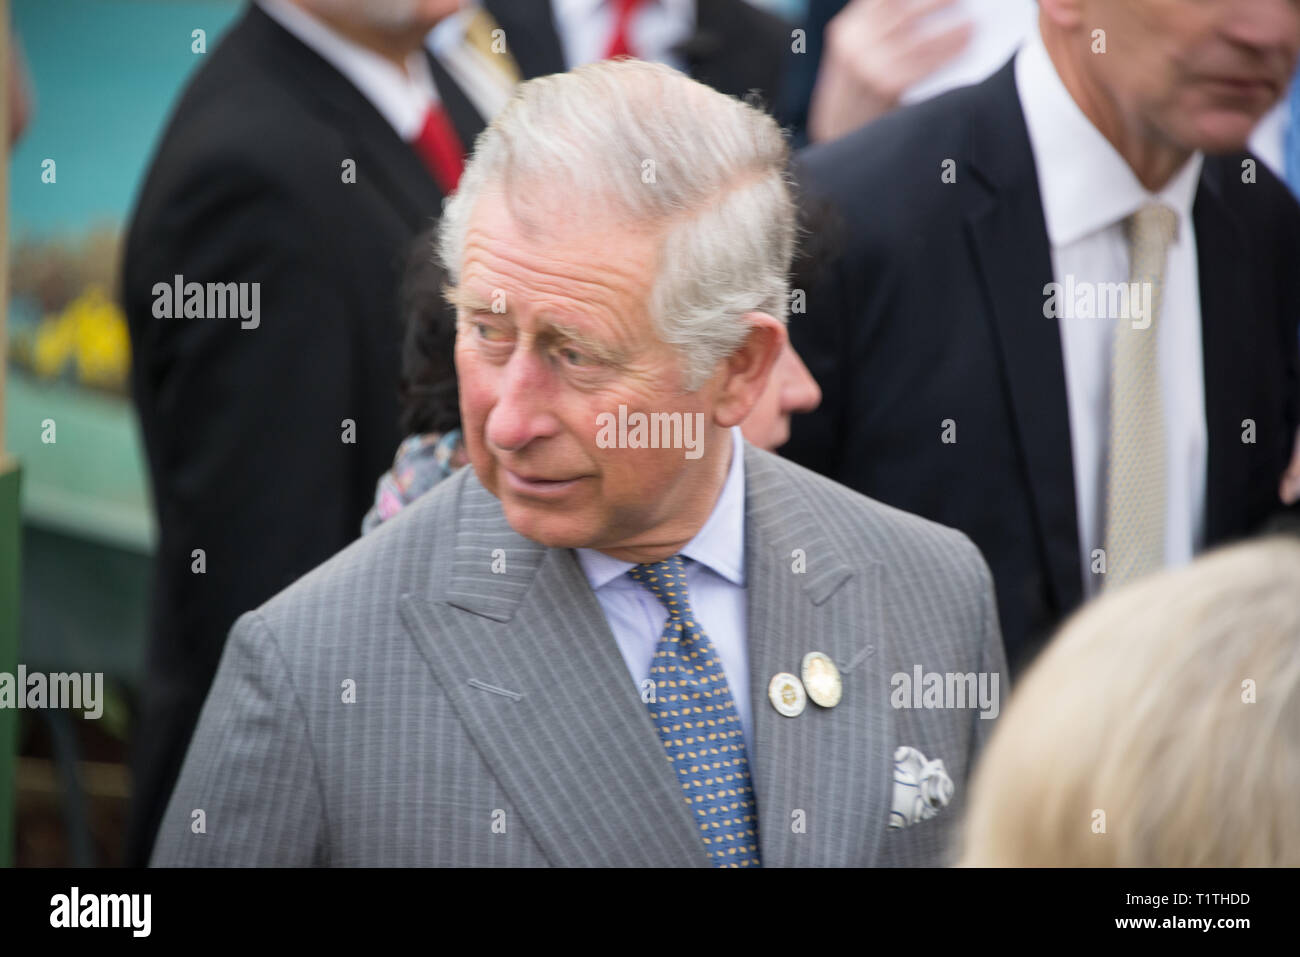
627,556,761,867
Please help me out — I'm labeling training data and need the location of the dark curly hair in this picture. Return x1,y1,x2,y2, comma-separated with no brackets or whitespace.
397,226,460,437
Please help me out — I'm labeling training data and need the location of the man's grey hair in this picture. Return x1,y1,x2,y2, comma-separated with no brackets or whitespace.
437,58,796,390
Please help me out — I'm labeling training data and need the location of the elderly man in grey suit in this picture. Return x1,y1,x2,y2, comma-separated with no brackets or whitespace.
152,59,1007,868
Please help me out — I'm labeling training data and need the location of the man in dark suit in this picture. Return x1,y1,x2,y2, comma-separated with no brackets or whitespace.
785,0,1300,675
484,0,787,111
121,0,487,866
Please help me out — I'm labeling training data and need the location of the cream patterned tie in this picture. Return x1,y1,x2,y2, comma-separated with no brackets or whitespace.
1104,202,1178,589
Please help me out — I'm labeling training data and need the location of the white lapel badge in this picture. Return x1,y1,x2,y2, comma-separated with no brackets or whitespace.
768,672,806,717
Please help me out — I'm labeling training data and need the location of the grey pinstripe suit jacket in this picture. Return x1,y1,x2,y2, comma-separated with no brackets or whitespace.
151,443,1007,866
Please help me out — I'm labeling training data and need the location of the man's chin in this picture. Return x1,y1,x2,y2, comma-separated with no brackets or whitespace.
498,500,595,549
1185,108,1272,155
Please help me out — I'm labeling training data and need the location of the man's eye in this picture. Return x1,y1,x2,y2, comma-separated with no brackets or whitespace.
559,346,594,367
474,320,509,342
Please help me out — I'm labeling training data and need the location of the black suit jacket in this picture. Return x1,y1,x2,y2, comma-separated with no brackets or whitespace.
121,4,486,866
484,0,788,111
784,60,1300,675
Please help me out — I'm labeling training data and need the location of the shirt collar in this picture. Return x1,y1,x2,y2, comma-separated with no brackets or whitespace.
553,0,694,27
1014,23,1203,248
553,0,686,17
554,0,611,18
426,6,470,58
258,0,438,140
576,425,747,590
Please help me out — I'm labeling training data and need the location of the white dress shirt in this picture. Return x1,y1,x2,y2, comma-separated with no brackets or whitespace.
552,0,695,73
259,0,440,139
576,426,753,756
1015,27,1207,597
1249,101,1288,180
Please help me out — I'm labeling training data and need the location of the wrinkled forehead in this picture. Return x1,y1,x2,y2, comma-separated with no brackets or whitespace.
457,184,666,295
454,186,669,341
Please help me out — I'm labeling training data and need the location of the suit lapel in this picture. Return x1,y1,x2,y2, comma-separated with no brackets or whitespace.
336,97,447,230
398,475,712,867
742,446,892,866
1194,158,1254,544
398,447,898,866
428,52,489,152
964,61,1083,620
247,3,447,227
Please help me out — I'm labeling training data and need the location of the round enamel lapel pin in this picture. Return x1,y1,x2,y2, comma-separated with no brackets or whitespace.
801,651,843,708
768,672,806,717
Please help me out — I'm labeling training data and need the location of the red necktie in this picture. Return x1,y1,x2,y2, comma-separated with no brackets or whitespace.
603,0,647,60
412,102,465,195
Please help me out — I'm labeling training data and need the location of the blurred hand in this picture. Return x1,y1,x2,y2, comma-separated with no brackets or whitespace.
8,37,32,147
808,0,972,143
1281,426,1300,505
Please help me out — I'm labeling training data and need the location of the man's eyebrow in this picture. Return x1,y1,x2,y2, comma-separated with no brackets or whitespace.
445,289,624,361
538,315,622,360
445,286,496,312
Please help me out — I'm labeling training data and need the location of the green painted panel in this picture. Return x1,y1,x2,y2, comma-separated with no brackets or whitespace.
4,372,154,553
0,463,23,868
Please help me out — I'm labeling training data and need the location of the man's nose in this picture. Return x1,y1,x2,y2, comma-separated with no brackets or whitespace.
1221,0,1300,55
783,347,823,415
485,348,559,452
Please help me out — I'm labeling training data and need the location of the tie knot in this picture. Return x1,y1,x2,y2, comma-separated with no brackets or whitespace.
627,555,691,618
1126,202,1178,250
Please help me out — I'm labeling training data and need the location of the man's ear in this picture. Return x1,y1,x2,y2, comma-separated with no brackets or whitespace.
710,312,786,429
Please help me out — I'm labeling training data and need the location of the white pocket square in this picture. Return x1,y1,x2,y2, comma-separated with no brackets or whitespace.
889,745,954,829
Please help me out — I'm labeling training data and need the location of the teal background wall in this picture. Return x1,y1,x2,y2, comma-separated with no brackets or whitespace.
10,0,241,239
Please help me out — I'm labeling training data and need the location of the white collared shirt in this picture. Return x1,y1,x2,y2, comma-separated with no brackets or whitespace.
1015,26,1207,597
576,426,752,755
258,0,439,139
1249,101,1288,178
552,0,695,73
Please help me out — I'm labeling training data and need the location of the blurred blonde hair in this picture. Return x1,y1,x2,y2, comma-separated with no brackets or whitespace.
958,537,1300,866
